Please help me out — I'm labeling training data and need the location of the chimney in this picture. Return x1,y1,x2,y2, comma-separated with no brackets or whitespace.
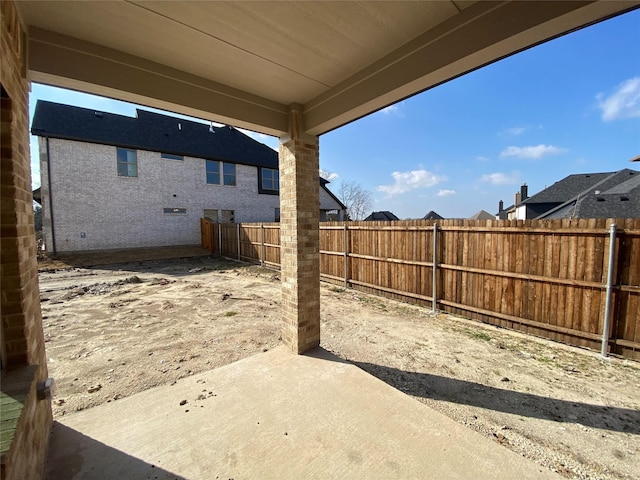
498,200,504,212
515,192,521,206
521,183,528,201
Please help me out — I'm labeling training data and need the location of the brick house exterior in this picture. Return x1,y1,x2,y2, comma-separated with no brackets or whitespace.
32,101,345,253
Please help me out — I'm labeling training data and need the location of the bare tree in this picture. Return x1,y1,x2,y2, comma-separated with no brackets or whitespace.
338,179,373,220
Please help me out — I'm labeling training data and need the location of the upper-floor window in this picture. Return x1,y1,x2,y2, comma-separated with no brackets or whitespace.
261,168,279,192
161,153,183,161
206,160,236,186
206,160,219,184
223,163,236,186
117,148,137,177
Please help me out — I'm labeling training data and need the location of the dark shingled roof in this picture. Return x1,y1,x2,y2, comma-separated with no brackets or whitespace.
521,172,613,204
538,169,640,219
31,100,278,169
364,211,400,221
469,210,494,220
422,210,444,220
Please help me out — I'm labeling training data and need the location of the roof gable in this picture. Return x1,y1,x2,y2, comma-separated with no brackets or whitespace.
364,211,399,221
469,210,494,220
423,211,444,220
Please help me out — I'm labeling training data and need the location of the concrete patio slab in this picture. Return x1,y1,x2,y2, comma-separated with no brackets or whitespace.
45,347,558,480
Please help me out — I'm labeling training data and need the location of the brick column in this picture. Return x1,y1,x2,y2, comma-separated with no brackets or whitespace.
1,1,52,479
279,104,320,354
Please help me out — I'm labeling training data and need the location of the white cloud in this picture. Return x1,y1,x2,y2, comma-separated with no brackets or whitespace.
378,102,405,117
500,126,526,137
377,169,446,197
481,172,520,185
437,189,456,197
476,156,490,162
319,169,338,181
500,144,565,159
596,77,640,122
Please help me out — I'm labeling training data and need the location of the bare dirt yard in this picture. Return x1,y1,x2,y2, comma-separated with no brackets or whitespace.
39,251,639,480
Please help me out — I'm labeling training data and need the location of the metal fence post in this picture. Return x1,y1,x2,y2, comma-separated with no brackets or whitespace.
343,223,348,288
261,224,265,266
601,223,617,357
432,223,438,313
237,223,241,261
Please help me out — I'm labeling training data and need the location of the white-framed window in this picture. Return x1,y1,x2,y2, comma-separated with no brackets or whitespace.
161,153,183,160
117,148,137,177
206,160,235,186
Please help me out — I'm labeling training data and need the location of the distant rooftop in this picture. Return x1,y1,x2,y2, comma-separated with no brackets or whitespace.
469,210,494,220
364,211,399,221
423,211,444,221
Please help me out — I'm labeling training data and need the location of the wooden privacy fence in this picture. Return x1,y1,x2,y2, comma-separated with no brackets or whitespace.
200,218,640,360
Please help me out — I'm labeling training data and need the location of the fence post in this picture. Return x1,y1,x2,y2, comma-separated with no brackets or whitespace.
218,223,222,256
601,223,617,357
261,224,265,267
236,223,241,261
432,223,438,313
343,223,349,288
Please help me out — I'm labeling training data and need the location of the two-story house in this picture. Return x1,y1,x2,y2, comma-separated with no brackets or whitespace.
31,101,345,253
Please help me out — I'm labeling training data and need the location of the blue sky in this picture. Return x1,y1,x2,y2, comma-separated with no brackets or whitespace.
29,9,640,219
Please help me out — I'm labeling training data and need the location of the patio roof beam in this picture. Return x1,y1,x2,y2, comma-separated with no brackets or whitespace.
27,28,290,137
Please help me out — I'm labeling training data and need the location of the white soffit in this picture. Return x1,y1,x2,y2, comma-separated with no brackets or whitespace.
18,1,640,136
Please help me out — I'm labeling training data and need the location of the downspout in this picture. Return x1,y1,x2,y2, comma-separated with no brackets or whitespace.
45,136,57,254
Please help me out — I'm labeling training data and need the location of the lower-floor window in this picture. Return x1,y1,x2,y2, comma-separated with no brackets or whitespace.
221,209,235,223
275,208,280,222
203,209,218,222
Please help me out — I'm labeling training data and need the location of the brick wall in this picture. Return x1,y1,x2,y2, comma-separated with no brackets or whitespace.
279,126,321,353
1,1,52,478
39,137,344,252
40,138,282,251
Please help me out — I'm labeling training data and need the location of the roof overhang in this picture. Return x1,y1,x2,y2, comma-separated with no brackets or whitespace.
18,1,640,137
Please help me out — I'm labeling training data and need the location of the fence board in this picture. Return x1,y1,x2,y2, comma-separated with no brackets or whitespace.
203,218,640,359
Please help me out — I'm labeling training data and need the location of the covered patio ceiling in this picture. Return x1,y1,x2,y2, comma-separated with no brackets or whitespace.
17,1,640,137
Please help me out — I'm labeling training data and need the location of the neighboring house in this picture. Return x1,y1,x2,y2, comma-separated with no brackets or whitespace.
423,211,444,221
496,184,529,220
497,169,640,221
31,101,345,252
364,211,400,221
469,210,494,220
537,169,640,219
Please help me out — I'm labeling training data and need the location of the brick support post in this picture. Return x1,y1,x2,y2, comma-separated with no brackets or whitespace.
279,104,320,354
1,1,52,479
